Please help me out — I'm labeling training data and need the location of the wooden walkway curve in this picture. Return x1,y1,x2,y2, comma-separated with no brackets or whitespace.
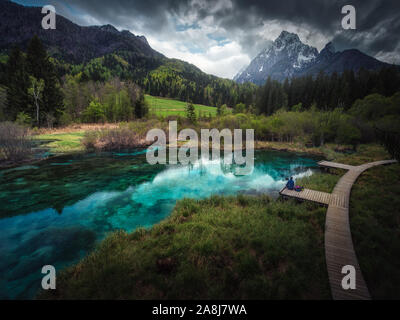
280,159,397,300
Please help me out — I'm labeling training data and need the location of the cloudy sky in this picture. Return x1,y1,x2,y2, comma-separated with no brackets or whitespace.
13,0,400,79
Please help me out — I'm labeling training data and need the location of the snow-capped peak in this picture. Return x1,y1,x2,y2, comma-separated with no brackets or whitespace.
234,31,318,84
275,31,301,47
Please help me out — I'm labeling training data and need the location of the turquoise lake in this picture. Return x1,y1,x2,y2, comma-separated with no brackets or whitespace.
0,150,322,299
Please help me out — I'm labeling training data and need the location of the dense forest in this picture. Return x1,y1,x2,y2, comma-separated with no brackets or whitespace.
2,36,63,126
0,36,259,124
0,36,148,125
59,53,259,109
256,67,400,115
0,35,400,137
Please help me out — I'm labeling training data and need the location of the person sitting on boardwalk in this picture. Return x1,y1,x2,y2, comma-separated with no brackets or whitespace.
286,177,295,190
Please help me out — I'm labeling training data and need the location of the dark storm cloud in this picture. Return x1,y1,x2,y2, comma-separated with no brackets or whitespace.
210,0,400,59
53,0,400,64
61,0,192,32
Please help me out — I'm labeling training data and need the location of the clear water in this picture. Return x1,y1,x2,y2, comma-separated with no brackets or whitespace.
0,150,321,299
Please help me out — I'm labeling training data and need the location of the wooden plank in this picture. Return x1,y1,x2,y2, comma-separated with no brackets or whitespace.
280,159,398,300
317,161,356,171
279,187,330,205
325,160,397,300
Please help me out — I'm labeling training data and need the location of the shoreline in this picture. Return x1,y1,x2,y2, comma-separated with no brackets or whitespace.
1,124,363,170
1,140,331,170
1,141,393,299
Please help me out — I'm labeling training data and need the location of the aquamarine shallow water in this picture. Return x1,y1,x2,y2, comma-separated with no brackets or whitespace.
0,150,321,299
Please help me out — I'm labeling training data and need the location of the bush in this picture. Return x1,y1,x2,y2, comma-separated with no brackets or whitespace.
82,127,150,151
15,112,32,127
291,103,303,112
375,126,400,161
217,104,228,116
81,131,98,151
0,122,32,161
0,85,6,121
336,120,362,150
233,103,246,114
134,92,149,119
186,103,197,124
83,100,106,123
58,111,73,127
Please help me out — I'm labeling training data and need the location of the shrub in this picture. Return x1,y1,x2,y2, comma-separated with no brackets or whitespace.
0,122,32,161
375,126,400,161
81,131,98,151
186,103,197,124
15,112,32,127
291,103,303,112
58,111,73,127
336,120,362,150
217,104,228,117
83,100,106,123
82,127,150,151
233,103,246,114
134,92,149,119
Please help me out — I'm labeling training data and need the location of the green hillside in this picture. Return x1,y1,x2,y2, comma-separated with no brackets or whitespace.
146,95,218,117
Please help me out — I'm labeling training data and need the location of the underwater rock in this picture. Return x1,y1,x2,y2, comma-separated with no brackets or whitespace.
8,226,96,281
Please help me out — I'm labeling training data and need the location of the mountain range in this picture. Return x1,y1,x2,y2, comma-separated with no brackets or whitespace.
0,0,397,91
0,0,162,63
234,31,395,85
0,0,237,107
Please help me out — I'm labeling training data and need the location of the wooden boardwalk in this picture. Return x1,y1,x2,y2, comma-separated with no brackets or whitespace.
280,159,397,300
280,187,331,205
318,160,356,171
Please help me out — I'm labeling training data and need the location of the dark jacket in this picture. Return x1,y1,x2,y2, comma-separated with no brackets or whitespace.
286,179,294,190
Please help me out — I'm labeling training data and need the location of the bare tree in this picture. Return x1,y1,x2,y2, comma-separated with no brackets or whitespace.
29,76,45,127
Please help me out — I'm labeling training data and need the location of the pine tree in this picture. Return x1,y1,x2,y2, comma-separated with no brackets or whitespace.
5,47,31,120
26,35,48,79
26,36,63,126
283,78,291,106
134,91,149,119
186,102,197,123
42,60,63,122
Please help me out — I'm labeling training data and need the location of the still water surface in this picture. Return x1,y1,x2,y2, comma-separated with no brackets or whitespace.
0,150,321,299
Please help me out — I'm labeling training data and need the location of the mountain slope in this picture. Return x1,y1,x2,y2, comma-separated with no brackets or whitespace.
0,0,162,63
235,31,395,84
234,31,318,84
300,44,391,76
0,0,260,107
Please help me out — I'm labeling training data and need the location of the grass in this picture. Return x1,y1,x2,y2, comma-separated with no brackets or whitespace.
293,144,390,193
334,144,391,166
146,95,218,117
31,131,398,299
287,143,400,299
296,171,344,193
350,163,400,299
34,132,85,153
39,195,330,300
254,141,351,159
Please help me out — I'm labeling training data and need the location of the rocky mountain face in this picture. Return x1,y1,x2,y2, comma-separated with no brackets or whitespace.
0,0,163,63
234,31,394,85
234,31,318,84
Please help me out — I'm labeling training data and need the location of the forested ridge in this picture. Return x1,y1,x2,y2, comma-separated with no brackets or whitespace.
1,0,400,127
0,34,399,151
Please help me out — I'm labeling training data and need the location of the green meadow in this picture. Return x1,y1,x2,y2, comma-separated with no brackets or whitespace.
34,132,85,153
146,95,218,117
